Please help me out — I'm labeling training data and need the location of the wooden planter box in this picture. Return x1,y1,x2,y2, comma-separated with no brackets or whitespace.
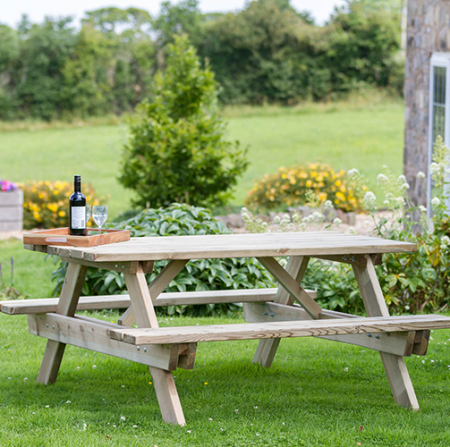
0,190,23,232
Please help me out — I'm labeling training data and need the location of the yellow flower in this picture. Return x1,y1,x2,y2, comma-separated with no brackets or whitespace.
58,210,66,217
47,203,58,212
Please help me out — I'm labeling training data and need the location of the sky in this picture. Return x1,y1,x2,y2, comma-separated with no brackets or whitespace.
2,0,347,28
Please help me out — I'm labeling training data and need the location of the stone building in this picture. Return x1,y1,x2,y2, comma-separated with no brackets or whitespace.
404,0,450,207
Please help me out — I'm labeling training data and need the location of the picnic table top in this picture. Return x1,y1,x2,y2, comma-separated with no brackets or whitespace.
25,231,417,262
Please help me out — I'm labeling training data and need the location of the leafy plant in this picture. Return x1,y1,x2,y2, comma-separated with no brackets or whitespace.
118,34,248,209
21,180,103,229
243,137,450,315
245,162,364,212
51,203,275,317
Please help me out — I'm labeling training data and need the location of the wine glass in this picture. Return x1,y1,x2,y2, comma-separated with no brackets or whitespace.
92,205,108,234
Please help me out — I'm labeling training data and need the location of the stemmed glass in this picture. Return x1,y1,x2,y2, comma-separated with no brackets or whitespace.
92,205,108,234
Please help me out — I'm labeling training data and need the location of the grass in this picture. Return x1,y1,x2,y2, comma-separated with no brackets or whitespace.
1,235,450,445
1,311,450,446
0,99,404,219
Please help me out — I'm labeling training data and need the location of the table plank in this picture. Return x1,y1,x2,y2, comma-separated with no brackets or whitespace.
24,232,416,262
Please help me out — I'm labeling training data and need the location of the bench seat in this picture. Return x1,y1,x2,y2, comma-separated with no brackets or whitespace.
108,314,450,345
0,288,317,315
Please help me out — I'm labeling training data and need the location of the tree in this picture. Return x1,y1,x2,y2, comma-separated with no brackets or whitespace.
118,35,248,209
13,17,77,120
156,0,203,48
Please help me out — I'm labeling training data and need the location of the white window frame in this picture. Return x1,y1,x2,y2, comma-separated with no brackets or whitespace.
427,53,450,214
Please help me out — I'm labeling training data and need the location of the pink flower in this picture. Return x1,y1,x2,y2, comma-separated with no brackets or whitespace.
0,180,18,192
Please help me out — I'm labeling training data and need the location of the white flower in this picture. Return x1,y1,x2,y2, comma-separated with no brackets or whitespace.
432,197,441,206
419,205,427,213
377,173,389,184
398,174,407,183
401,183,410,190
430,163,440,175
441,236,450,245
323,200,333,209
344,367,349,372
92,365,96,369
348,228,357,235
121,416,126,421
363,191,377,210
417,171,425,179
333,217,342,226
347,168,360,180
311,211,324,222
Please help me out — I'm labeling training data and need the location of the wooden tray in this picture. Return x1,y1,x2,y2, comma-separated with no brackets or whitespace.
23,228,130,247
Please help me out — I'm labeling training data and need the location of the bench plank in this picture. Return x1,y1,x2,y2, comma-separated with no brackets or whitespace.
108,314,450,345
0,288,317,315
244,302,428,357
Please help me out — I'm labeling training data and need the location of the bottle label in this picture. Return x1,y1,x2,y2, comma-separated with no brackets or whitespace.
71,207,86,229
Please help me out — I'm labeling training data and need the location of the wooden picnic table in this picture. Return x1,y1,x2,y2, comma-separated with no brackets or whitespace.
3,231,450,426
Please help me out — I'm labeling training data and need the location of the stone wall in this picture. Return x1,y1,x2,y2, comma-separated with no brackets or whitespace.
404,0,450,206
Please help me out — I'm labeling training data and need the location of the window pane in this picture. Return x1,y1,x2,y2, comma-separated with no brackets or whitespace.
433,66,447,142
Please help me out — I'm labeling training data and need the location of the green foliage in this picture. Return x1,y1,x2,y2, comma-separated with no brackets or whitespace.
13,17,77,121
118,35,248,209
199,0,402,104
156,0,204,47
51,203,275,316
247,138,450,315
0,1,403,120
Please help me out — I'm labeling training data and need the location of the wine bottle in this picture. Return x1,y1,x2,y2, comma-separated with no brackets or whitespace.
69,175,87,236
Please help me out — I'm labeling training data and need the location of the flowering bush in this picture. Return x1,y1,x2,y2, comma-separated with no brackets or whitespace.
245,163,365,212
21,180,102,230
0,180,18,192
243,137,450,314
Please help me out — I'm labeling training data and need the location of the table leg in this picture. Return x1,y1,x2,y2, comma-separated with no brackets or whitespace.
36,262,87,384
253,256,310,368
353,255,419,410
119,260,188,327
124,262,186,426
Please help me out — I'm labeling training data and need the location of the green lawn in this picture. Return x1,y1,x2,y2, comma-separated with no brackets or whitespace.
1,311,450,446
0,102,404,218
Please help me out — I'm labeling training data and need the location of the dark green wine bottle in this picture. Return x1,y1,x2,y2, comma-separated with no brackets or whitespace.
69,175,86,236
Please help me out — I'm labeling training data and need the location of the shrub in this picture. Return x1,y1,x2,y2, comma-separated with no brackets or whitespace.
51,203,275,317
245,162,364,212
243,138,450,315
22,180,102,229
118,35,248,209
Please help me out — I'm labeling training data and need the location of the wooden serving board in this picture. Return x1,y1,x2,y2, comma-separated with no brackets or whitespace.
23,228,130,247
